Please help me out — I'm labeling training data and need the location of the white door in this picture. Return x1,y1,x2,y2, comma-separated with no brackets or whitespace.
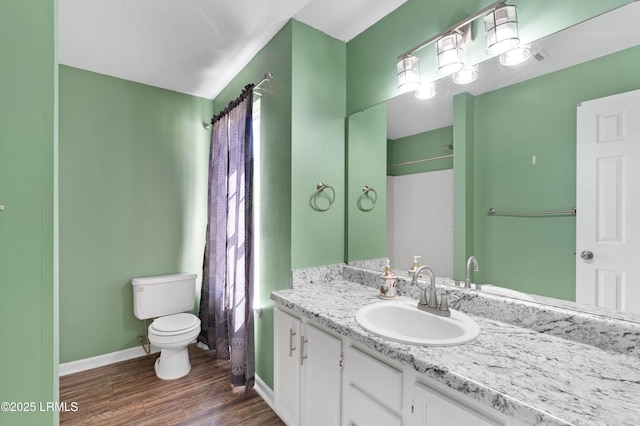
576,89,640,313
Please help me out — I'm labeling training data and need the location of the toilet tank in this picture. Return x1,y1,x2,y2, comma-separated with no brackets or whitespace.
131,273,197,320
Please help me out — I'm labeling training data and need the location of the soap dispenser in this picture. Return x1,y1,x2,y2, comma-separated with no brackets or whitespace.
408,255,423,278
379,260,397,299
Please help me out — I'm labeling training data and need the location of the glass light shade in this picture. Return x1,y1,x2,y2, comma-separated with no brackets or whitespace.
484,5,520,55
397,55,421,93
499,46,531,66
451,65,479,84
415,82,436,99
436,33,464,76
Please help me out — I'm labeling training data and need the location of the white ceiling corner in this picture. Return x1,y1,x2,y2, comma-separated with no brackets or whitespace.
294,0,407,42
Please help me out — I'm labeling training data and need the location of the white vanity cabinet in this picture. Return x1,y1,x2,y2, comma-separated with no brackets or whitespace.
274,308,342,426
274,307,525,426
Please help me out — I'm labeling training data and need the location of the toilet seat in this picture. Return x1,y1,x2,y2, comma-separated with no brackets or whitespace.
150,313,200,336
146,314,201,380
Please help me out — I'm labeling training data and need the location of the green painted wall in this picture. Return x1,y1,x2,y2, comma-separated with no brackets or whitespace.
346,103,387,262
346,0,627,114
463,46,640,300
213,20,346,389
0,2,57,425
59,66,212,363
453,93,476,281
291,21,346,269
387,126,453,176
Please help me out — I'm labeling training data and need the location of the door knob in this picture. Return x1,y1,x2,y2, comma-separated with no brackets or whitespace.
580,250,594,260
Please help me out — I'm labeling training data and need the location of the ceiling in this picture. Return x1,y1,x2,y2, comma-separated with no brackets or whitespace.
58,0,407,100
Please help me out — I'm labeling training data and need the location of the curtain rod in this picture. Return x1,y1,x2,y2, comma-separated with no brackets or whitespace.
254,72,273,90
203,72,273,130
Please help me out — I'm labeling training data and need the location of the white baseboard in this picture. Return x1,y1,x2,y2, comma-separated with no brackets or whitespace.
254,374,274,406
59,345,160,376
254,375,287,424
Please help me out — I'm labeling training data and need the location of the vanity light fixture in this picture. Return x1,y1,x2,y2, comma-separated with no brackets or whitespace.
484,5,520,55
397,55,422,93
436,33,465,76
415,82,436,99
499,45,531,66
395,0,512,94
451,64,479,84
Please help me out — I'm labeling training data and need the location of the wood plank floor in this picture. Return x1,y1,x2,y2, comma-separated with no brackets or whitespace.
60,345,285,426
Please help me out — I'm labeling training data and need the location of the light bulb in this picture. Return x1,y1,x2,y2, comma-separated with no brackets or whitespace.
415,83,436,99
397,56,421,93
499,46,531,66
452,65,479,84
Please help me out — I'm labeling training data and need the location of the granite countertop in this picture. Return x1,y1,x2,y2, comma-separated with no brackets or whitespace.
271,280,640,426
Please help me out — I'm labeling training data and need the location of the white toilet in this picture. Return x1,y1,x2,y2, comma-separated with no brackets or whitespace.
131,273,201,380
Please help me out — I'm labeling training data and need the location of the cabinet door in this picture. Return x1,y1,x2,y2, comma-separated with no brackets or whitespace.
301,323,343,426
343,345,403,425
274,309,301,425
346,384,402,426
345,345,402,412
413,382,501,426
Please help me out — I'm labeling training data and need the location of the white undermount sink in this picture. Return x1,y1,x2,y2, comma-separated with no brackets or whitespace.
355,301,480,346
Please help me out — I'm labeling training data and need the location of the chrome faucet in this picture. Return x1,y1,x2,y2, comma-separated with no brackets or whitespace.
465,256,479,289
411,265,450,317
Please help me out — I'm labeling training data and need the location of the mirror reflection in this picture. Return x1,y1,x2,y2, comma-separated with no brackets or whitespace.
380,2,640,320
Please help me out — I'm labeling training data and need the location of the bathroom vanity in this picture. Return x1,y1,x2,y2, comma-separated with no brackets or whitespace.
271,264,640,426
274,305,522,425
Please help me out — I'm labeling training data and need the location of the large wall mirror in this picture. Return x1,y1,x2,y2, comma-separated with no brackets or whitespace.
360,2,640,322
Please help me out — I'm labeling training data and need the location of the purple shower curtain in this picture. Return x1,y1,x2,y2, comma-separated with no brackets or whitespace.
199,86,254,390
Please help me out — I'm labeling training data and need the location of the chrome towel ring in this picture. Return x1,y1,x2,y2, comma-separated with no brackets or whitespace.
358,186,377,211
312,182,335,211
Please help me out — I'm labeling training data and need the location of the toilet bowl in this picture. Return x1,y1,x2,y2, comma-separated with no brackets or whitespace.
131,273,200,380
148,312,201,380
